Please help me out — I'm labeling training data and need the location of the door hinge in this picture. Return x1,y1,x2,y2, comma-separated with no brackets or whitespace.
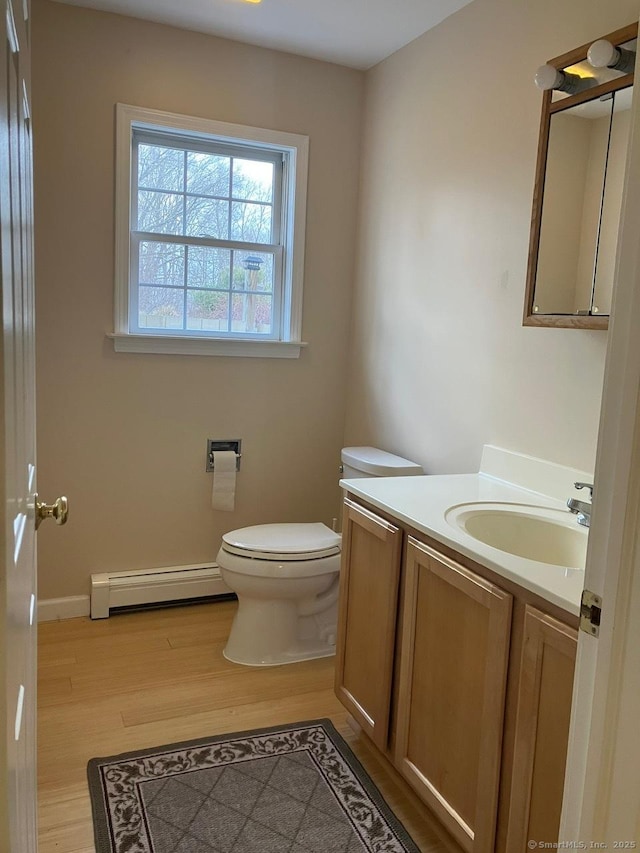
580,589,602,637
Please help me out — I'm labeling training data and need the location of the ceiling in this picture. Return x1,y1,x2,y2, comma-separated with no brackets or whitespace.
52,0,474,69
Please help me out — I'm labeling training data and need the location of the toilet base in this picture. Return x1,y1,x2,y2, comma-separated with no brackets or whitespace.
223,639,335,667
222,595,338,667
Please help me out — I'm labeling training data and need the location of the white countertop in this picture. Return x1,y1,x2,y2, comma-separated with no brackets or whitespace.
339,472,585,616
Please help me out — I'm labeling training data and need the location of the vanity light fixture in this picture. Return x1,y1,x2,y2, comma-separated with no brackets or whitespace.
534,63,595,94
587,38,636,74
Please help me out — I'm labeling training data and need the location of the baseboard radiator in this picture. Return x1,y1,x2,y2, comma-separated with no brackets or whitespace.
90,563,232,619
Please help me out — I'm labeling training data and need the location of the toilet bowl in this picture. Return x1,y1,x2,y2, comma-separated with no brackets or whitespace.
217,447,423,667
217,523,342,666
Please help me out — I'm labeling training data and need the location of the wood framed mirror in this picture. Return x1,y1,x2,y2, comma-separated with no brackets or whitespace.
523,23,637,330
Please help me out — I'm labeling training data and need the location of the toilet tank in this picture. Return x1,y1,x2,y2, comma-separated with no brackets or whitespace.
341,446,423,480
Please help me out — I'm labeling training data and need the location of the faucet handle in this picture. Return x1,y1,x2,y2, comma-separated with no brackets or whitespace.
574,482,594,498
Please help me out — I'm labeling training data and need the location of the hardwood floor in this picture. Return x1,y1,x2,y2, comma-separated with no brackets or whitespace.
37,600,461,853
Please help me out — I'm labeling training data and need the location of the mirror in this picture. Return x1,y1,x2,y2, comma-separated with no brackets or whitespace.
524,25,637,329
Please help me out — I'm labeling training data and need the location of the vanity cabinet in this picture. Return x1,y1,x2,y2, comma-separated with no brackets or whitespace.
334,497,402,750
394,538,512,853
335,496,579,853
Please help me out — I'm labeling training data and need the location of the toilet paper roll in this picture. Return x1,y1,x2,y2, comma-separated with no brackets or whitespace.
211,450,237,512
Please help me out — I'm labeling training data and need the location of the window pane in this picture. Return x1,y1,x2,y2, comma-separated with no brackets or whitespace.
139,242,185,286
187,246,231,290
255,295,273,332
187,152,230,197
138,190,183,235
231,293,273,334
186,197,229,239
231,201,272,243
231,251,274,292
138,144,184,192
187,291,230,332
138,286,184,330
232,158,274,203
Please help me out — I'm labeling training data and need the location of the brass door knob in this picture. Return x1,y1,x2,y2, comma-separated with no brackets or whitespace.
35,494,69,530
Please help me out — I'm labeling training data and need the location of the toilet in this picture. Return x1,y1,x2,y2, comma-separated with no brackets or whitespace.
217,446,423,666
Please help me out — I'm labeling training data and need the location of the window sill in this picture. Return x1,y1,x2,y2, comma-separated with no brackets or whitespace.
108,333,307,359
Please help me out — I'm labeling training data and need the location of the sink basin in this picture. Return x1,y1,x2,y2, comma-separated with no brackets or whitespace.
445,502,587,569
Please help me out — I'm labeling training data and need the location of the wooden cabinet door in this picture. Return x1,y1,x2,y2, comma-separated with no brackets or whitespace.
394,538,512,853
334,498,402,750
506,606,577,851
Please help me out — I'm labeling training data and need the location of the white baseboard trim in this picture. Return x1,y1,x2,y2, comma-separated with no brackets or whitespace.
90,562,231,619
38,595,91,623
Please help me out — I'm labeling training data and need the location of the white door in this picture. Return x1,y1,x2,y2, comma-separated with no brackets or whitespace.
1,0,38,849
560,22,640,845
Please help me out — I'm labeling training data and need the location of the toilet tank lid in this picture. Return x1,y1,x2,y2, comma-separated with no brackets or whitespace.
341,446,423,477
222,523,341,556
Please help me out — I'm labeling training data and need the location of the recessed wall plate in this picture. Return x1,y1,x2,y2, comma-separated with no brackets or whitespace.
206,439,242,472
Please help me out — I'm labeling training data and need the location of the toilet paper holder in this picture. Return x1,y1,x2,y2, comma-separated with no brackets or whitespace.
206,439,242,472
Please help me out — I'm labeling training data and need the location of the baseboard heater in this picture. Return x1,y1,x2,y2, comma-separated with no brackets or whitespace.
90,563,232,619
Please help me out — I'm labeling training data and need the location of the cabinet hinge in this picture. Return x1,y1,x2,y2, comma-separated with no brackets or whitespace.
580,589,602,637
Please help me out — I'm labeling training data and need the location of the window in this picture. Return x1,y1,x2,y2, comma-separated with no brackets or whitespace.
113,105,309,357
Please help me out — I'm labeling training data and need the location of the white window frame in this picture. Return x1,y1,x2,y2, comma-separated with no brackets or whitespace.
112,104,309,358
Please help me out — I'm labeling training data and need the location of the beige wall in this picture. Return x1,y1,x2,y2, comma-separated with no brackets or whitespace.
33,0,364,598
34,0,637,600
344,0,638,476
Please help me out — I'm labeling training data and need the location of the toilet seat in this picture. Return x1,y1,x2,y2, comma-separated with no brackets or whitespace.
218,548,341,579
221,522,341,562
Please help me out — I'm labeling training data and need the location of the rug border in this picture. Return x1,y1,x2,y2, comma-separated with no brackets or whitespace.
87,717,421,853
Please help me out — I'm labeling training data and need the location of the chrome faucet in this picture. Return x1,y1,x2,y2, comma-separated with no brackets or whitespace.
567,481,593,528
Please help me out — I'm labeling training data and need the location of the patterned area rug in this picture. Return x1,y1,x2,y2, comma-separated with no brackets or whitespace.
87,719,420,853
